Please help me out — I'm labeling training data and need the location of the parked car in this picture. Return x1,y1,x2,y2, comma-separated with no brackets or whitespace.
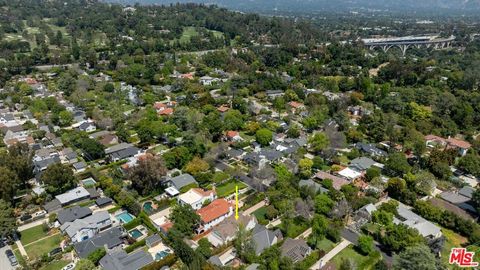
5,249,18,266
48,247,62,257
62,262,76,270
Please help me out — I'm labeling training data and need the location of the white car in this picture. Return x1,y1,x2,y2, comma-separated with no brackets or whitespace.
61,262,76,270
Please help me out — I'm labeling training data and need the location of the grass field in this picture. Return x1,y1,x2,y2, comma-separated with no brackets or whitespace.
331,245,381,270
40,260,70,270
440,228,480,265
253,206,268,225
216,180,247,197
20,224,48,245
24,234,63,259
316,238,336,253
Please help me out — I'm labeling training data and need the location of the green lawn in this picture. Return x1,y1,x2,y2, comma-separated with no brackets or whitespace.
24,234,63,259
40,260,70,270
316,238,336,253
179,27,198,43
280,217,310,238
20,224,48,245
216,180,247,197
331,245,381,270
440,228,480,265
253,207,268,225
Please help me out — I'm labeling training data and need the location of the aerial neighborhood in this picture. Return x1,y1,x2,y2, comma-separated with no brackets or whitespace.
0,1,479,270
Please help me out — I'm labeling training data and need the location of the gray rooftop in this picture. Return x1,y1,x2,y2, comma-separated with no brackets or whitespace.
299,179,328,194
168,173,197,190
100,249,154,270
60,211,111,238
55,187,90,205
395,202,441,238
349,157,378,171
57,206,92,225
252,224,283,255
280,238,311,263
74,227,125,258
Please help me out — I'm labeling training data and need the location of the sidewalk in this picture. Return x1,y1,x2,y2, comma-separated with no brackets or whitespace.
243,201,266,216
15,240,28,259
309,238,351,270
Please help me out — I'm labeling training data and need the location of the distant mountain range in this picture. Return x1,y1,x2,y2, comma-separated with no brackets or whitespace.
102,0,480,14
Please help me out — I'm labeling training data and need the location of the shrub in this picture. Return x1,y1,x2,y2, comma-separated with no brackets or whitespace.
87,248,106,265
125,239,146,253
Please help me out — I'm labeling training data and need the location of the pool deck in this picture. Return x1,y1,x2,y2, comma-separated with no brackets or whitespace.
148,241,170,259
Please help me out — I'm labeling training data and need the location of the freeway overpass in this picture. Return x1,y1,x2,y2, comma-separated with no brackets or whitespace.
362,35,455,55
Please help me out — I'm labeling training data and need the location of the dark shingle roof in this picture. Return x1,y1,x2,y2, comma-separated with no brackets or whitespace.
74,227,125,258
57,206,92,225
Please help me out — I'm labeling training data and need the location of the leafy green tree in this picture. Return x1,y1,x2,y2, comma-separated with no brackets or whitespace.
380,224,425,253
458,154,480,177
234,225,256,263
169,203,200,238
314,193,334,215
310,214,328,248
415,171,437,196
308,132,329,153
298,158,313,178
128,155,167,196
286,124,300,138
371,210,393,226
58,110,73,126
163,146,192,169
79,138,105,160
197,238,212,258
255,128,273,146
472,187,480,213
386,178,407,200
41,163,76,195
75,259,95,270
366,167,381,181
223,109,244,130
0,200,16,237
357,235,375,255
87,248,106,265
103,83,115,92
385,153,411,177
0,167,19,202
393,244,440,270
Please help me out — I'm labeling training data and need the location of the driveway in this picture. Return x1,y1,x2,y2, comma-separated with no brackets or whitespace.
0,246,16,270
310,238,351,270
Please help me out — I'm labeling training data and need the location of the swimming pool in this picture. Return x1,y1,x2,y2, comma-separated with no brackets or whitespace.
82,178,97,187
115,212,135,224
129,229,143,239
143,202,153,213
155,250,171,260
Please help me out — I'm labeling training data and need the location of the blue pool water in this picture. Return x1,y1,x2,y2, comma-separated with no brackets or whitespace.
143,202,153,213
129,229,143,239
82,178,96,187
155,250,170,260
115,212,135,224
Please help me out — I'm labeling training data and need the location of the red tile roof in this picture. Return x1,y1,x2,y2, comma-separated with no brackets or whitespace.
154,102,167,110
196,199,232,224
217,105,230,113
226,130,239,138
446,138,471,149
314,171,349,190
288,101,304,108
158,108,174,115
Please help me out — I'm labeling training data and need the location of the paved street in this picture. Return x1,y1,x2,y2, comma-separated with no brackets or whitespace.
0,246,16,270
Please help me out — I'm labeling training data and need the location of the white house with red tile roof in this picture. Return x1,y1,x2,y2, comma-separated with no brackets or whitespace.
196,199,233,233
425,134,471,156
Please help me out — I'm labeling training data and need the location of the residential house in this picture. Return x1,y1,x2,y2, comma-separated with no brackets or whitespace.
199,76,221,86
355,142,387,158
100,249,154,270
251,224,283,255
74,227,125,258
225,131,243,142
299,179,328,194
207,213,257,247
338,157,383,180
439,186,477,213
60,211,112,243
34,155,61,173
73,161,87,173
178,188,217,210
196,199,233,233
394,202,442,240
425,135,471,156
59,148,78,164
265,90,284,99
314,171,349,190
90,131,118,146
208,249,236,267
78,121,96,132
44,187,93,212
288,101,305,113
105,143,141,162
280,238,312,263
57,206,92,225
166,173,198,192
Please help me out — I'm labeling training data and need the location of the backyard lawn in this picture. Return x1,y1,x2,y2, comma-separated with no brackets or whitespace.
40,260,70,270
316,238,336,253
20,224,48,245
24,234,63,259
216,180,247,197
331,245,381,269
253,207,268,225
440,228,480,264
